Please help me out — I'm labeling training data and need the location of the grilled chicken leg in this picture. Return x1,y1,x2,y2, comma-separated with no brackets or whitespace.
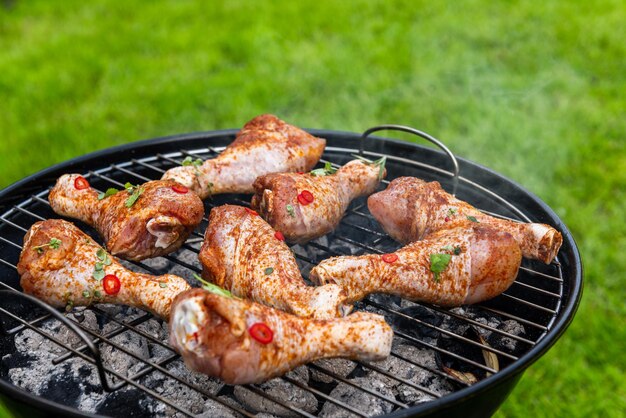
251,159,386,243
17,219,191,319
310,225,522,307
368,177,563,263
170,288,393,384
162,114,326,198
199,205,350,319
49,175,204,261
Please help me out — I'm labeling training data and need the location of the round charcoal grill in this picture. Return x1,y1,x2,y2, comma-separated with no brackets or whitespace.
0,126,582,418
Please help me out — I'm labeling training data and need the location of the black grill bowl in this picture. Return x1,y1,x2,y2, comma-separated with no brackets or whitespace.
0,128,582,418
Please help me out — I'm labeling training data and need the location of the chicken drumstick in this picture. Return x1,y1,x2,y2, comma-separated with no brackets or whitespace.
310,225,522,307
368,177,562,263
49,175,204,261
17,219,190,319
170,288,393,384
199,205,350,319
162,114,326,198
251,158,386,243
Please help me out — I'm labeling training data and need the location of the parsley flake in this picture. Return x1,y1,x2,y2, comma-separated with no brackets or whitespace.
159,282,168,288
97,187,119,200
286,204,296,218
466,215,479,223
264,267,274,275
310,162,338,177
430,253,452,282
82,290,91,298
182,156,204,176
124,183,144,208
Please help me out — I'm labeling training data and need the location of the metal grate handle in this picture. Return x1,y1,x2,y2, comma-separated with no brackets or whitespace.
360,125,460,195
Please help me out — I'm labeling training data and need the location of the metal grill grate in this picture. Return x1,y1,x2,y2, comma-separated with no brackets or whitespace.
0,135,567,418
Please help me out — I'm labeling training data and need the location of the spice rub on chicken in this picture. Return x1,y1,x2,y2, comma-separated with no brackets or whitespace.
169,288,393,385
310,225,522,307
48,175,204,261
251,158,386,243
199,205,350,319
17,219,190,319
162,114,326,199
368,177,563,263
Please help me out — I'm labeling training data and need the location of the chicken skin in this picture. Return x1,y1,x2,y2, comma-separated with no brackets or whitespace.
162,114,326,198
251,159,386,243
368,177,563,263
199,205,350,319
49,175,204,261
310,225,522,307
17,219,190,319
169,288,393,385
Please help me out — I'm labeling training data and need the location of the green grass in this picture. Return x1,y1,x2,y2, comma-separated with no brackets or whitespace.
1,0,624,416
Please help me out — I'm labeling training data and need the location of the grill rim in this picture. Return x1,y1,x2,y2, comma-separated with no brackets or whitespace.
0,128,583,418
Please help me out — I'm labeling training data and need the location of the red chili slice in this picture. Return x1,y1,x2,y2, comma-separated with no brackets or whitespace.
297,194,309,205
382,253,398,263
245,207,259,216
300,190,314,202
74,176,90,190
274,231,285,241
171,184,188,194
249,322,273,344
102,274,121,295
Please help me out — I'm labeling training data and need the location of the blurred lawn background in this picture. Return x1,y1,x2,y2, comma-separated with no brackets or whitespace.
0,0,624,417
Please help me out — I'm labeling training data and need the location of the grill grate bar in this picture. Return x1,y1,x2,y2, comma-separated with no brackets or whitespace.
0,235,22,250
394,330,498,374
519,266,563,282
478,306,548,331
511,280,561,298
425,305,535,346
280,375,369,417
51,312,153,365
387,350,470,387
498,294,556,314
367,300,519,361
357,360,442,400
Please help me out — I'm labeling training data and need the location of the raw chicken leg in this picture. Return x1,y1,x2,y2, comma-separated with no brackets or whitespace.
310,225,522,307
251,158,386,243
49,175,204,261
199,205,350,319
169,288,393,384
368,177,562,263
17,219,190,319
162,114,326,198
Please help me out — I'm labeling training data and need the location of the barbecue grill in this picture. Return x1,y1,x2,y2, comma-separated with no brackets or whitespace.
0,125,582,418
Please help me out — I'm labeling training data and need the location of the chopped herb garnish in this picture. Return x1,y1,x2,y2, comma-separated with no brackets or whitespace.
466,215,479,223
448,208,457,216
286,204,296,218
310,162,338,177
82,290,91,298
93,268,105,281
124,183,144,208
97,187,119,200
182,156,204,177
93,290,102,299
93,248,111,280
430,253,452,282
193,274,235,298
351,154,387,180
32,238,62,253
441,245,463,255
264,267,274,275
159,282,168,288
